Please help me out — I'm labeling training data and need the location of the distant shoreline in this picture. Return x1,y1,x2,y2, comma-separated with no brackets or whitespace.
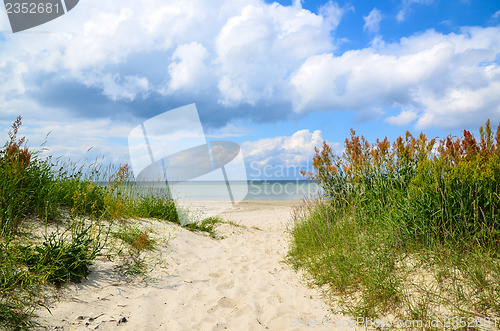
100,179,318,184
95,180,323,200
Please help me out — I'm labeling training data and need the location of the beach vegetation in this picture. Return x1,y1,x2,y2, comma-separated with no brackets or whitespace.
0,116,211,329
184,216,222,238
112,224,159,276
289,119,500,323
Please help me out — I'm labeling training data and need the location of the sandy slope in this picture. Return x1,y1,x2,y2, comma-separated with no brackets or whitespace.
34,200,353,331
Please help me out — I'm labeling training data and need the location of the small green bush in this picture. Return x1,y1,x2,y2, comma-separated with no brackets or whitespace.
112,224,157,276
113,225,156,252
0,238,43,330
21,221,104,286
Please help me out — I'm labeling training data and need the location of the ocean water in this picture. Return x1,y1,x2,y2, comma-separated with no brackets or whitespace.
130,180,324,201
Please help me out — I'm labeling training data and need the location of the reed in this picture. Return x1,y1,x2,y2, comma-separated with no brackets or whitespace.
290,119,500,322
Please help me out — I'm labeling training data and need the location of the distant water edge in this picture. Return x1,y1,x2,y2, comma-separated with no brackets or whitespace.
104,180,324,201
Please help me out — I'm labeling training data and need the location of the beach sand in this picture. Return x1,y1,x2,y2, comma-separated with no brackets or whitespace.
34,200,353,330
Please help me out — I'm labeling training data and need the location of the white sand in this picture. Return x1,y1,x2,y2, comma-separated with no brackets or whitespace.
34,200,354,330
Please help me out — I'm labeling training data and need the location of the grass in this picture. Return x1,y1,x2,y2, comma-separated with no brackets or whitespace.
112,223,161,277
20,220,105,286
0,116,227,329
184,216,224,239
289,119,500,325
113,224,157,252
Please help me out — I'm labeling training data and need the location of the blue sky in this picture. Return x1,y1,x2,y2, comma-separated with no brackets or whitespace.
1,0,500,180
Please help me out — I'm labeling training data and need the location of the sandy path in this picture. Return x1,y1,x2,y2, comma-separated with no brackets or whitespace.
35,201,352,330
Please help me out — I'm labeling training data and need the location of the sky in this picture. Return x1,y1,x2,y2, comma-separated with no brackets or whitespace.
0,0,499,180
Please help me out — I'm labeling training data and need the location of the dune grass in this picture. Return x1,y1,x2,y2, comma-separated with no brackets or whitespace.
288,120,500,326
0,116,223,329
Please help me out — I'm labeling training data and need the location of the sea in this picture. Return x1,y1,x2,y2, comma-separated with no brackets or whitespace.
129,180,324,201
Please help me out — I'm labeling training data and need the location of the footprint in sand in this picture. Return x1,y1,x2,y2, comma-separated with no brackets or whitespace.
207,296,240,313
218,296,239,309
216,279,235,290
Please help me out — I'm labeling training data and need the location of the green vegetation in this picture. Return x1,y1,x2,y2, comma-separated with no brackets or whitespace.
21,221,105,286
112,223,162,277
0,116,223,329
185,216,252,239
289,120,500,324
113,224,157,252
184,216,223,239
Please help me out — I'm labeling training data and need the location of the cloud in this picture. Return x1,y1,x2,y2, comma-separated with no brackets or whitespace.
205,123,253,138
363,8,382,34
319,1,346,30
214,2,339,106
82,73,150,101
0,0,343,126
292,0,303,9
493,10,500,20
1,0,500,167
397,0,434,22
385,110,418,125
243,129,328,166
0,7,10,32
290,27,500,129
167,42,211,93
396,10,405,23
242,129,342,178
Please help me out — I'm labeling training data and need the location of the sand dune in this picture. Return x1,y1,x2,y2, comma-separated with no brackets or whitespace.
35,201,352,330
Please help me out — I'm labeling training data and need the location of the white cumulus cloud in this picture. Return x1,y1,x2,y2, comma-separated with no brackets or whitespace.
167,42,211,93
242,129,334,166
0,0,343,118
385,110,418,125
290,27,500,129
214,2,340,106
1,0,499,165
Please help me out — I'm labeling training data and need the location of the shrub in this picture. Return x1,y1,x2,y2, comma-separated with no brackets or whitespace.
301,119,500,251
113,225,155,252
292,119,500,319
20,221,105,286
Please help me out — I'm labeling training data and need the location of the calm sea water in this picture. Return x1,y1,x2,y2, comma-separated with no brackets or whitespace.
128,180,323,201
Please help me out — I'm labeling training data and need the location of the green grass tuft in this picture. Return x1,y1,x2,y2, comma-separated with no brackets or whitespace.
184,216,224,239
